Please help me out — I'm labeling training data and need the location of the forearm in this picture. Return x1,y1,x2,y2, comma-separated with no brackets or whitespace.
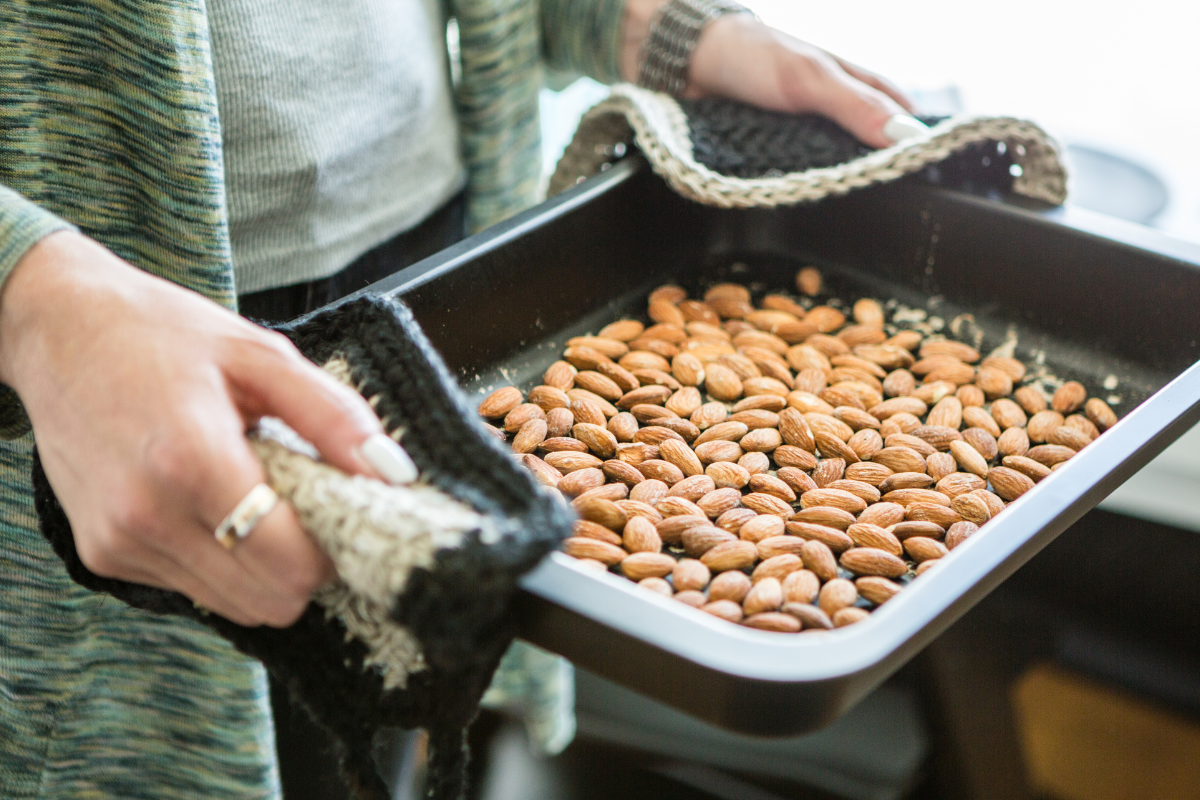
618,0,666,82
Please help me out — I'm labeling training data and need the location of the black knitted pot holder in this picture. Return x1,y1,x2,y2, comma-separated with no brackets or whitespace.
32,294,574,800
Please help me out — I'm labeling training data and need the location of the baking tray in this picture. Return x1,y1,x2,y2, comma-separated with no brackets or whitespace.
348,155,1200,737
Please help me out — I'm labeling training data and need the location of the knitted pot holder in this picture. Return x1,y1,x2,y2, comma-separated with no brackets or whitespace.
32,294,574,800
549,85,1068,206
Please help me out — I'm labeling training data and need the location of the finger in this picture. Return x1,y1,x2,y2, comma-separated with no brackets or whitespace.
809,68,911,149
177,429,335,626
225,333,388,479
831,56,916,112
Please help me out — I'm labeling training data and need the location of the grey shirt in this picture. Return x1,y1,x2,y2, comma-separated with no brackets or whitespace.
210,0,465,294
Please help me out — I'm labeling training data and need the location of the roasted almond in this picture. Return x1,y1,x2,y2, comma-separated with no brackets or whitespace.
637,459,685,485
997,426,1030,457
702,540,760,572
1052,381,1087,413
740,428,784,452
1027,444,1076,467
1014,385,1048,415
892,520,946,540
945,521,979,550
512,419,548,454
962,427,999,462
1085,397,1118,431
622,516,663,553
818,578,858,617
956,384,986,408
991,398,1028,430
936,472,987,498
782,569,821,604
563,537,626,565
479,386,523,418
621,552,676,580
856,502,906,528
904,536,948,562
694,439,744,464
667,474,716,501
872,446,929,474
926,451,958,482
878,471,934,494
786,521,854,553
1027,410,1065,442
800,539,839,581
905,503,961,527
696,487,744,518
574,519,622,546
739,514,786,543
847,523,903,556
987,466,1035,501
1048,426,1091,451
951,491,992,525
949,440,990,477
856,576,902,606
792,504,857,529
927,397,964,429
840,547,907,578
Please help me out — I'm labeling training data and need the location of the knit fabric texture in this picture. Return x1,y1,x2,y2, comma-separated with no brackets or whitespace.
549,86,1068,206
32,294,574,800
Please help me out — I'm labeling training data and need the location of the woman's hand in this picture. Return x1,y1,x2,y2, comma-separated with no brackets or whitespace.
0,232,390,627
622,4,924,149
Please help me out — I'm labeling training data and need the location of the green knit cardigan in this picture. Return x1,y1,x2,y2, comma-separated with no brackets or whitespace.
0,0,625,437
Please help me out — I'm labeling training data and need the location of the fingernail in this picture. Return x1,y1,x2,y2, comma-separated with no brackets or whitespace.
883,114,929,144
359,433,418,485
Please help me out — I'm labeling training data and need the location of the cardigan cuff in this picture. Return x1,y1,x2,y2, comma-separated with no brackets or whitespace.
0,185,76,440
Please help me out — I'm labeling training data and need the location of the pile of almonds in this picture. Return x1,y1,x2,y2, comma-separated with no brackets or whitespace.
478,267,1121,633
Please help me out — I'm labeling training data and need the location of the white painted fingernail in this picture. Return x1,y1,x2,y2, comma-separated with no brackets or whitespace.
359,433,418,484
883,114,929,144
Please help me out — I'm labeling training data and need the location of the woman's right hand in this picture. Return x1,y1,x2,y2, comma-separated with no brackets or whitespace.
0,231,389,627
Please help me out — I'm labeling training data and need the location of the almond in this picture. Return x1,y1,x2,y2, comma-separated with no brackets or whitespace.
816,431,860,463
905,503,961,527
543,360,578,390
622,516,663,553
656,514,707,545
927,397,964,429
742,577,784,615
545,451,603,473
728,409,780,430
826,479,881,504
744,612,802,632
845,460,893,487
574,496,627,531
752,554,804,583
991,398,1027,431
563,537,626,565
961,406,1001,437
740,428,784,452
987,466,1035,501
774,445,819,471
617,384,672,410
621,350,673,372
818,578,858,616
1027,410,1065,442
783,569,821,604
962,427,1000,462
854,344,914,370
681,524,736,556
781,602,834,630
694,440,743,464
786,522,854,553
856,502,906,527
949,440,990,477
504,403,546,433
892,520,946,540
847,523,903,556
956,384,986,408
702,363,743,402
702,600,744,623
1048,426,1090,451
672,558,711,591
569,398,607,427
882,487,952,507
1064,414,1100,441
629,478,669,505
878,472,935,493
882,370,917,398
919,340,981,363
910,425,963,451
904,537,948,562
709,570,753,603
658,438,704,476
628,367,676,392
742,492,795,517
981,356,1026,382
702,540,759,572
951,492,992,525
1026,444,1076,467
658,496,707,518
616,499,662,523
926,452,958,482
945,521,979,549
997,426,1031,458
870,397,928,420
620,552,676,580
1052,381,1087,413
569,388,618,417
512,419,548,454
975,367,1013,400
792,504,857,529
936,472,987,498
1014,386,1048,415
696,487,744,518
517,453,562,488
795,266,822,295
665,387,703,419
870,445,927,474
545,407,575,438
637,459,685,485
573,422,618,458
673,590,707,607
800,539,839,581
847,429,885,461
666,474,716,501
479,386,523,418
856,576,902,605
887,432,937,457
1085,397,1118,431
573,519,622,546
705,461,751,489
840,547,907,578
835,606,869,626
739,514,786,543
639,577,674,597
749,473,797,502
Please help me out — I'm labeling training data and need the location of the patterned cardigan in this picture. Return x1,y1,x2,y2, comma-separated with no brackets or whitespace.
0,1,621,795
0,0,625,435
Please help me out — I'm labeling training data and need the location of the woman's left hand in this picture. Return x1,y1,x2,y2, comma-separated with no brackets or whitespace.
621,5,925,149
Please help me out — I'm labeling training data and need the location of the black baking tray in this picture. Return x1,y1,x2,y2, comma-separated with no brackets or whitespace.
348,155,1200,737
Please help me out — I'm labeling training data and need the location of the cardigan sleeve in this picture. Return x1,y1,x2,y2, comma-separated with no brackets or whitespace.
0,184,76,440
540,0,627,84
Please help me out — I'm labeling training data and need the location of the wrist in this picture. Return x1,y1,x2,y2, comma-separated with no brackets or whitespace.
632,0,753,97
620,0,668,83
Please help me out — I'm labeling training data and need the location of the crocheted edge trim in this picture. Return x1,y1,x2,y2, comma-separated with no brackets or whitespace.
549,84,1068,206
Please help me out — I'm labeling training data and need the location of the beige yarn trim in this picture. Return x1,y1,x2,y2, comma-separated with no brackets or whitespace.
548,84,1067,207
247,358,495,690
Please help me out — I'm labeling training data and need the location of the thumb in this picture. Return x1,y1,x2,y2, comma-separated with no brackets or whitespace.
812,70,926,150
226,333,416,483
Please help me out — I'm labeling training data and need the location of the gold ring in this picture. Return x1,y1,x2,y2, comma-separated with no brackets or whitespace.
215,484,278,550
